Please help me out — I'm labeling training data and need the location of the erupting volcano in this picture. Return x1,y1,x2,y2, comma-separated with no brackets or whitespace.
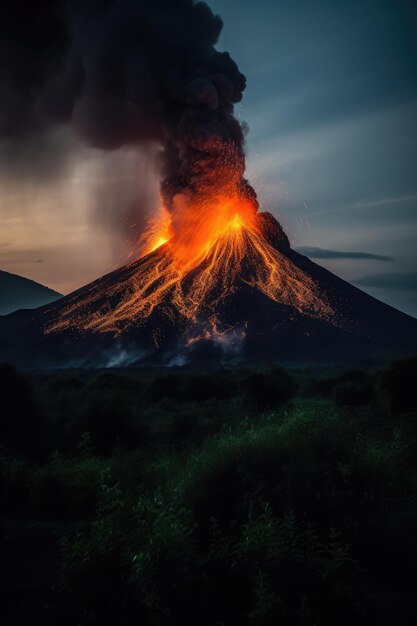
46,184,333,340
1,0,417,367
2,201,417,367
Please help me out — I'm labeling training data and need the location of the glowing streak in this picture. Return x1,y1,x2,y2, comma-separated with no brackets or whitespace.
149,237,169,252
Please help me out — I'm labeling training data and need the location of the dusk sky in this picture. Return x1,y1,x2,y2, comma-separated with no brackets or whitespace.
1,0,416,315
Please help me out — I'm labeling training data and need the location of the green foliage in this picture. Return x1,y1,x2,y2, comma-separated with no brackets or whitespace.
31,451,109,518
0,363,41,454
148,373,185,401
332,378,374,407
376,356,417,413
304,369,375,407
239,368,296,409
184,372,237,401
1,359,417,625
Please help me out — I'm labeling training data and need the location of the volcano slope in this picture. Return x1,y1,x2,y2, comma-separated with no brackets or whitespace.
1,212,416,368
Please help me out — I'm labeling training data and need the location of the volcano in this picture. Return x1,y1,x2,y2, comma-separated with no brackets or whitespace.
1,211,416,368
2,1,414,369
1,0,416,368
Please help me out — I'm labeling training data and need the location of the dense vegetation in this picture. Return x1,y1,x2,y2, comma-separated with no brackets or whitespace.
1,358,417,625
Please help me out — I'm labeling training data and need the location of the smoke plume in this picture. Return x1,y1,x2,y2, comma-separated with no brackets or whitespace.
1,0,258,224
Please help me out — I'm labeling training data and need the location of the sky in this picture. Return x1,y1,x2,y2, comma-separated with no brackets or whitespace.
1,0,416,315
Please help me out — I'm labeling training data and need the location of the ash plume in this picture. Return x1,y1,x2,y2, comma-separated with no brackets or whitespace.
1,0,258,220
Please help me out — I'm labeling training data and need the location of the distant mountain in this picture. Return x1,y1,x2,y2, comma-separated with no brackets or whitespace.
0,270,62,316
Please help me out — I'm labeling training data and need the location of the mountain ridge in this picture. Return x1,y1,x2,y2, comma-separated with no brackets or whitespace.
0,269,62,316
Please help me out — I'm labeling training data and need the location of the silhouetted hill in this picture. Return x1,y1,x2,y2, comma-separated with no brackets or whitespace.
0,270,62,316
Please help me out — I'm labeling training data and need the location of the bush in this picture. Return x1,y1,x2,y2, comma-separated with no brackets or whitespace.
62,482,195,625
82,395,149,455
179,410,334,532
332,378,374,407
169,413,199,448
239,368,296,410
184,372,237,402
60,413,366,626
29,451,106,518
0,363,42,455
87,372,144,399
376,356,417,413
47,376,85,395
148,373,185,402
2,365,417,625
305,369,373,401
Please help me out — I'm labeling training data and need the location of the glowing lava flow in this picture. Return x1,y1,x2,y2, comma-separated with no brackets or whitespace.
45,192,333,338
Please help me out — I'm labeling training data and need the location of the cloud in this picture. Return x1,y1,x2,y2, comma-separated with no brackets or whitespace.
295,246,394,262
302,193,417,219
354,272,417,291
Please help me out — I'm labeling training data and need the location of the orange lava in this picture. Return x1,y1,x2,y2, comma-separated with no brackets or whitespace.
45,186,333,338
139,204,172,255
140,187,257,271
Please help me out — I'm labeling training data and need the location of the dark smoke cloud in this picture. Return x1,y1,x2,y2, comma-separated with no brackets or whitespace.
90,143,160,245
1,0,256,213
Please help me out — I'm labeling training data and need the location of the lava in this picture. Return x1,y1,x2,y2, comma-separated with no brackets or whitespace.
140,204,172,256
45,183,333,339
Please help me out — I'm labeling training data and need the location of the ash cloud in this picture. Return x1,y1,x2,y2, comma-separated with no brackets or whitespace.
1,0,256,218
87,143,160,245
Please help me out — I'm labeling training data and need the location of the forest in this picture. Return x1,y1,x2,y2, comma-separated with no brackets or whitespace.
1,358,417,625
